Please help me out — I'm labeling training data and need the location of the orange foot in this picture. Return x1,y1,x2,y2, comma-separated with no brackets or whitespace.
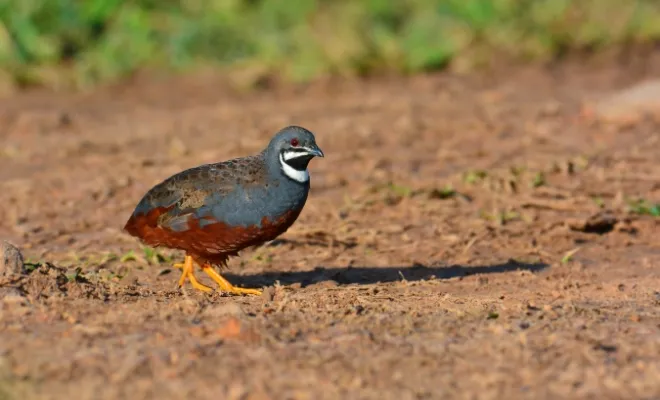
173,255,212,293
173,256,262,296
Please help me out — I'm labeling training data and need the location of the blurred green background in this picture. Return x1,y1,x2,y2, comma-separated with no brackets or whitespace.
1,0,660,90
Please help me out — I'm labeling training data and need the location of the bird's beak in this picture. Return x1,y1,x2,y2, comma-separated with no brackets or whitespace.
305,145,324,158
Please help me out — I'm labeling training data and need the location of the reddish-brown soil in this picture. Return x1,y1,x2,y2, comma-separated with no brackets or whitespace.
0,56,659,400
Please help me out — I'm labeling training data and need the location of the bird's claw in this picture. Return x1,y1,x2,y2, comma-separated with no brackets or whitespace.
174,256,261,296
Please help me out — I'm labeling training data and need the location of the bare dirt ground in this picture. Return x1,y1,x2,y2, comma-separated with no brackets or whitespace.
0,54,659,400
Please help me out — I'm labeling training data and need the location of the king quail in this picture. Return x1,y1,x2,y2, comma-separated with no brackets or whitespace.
124,126,324,295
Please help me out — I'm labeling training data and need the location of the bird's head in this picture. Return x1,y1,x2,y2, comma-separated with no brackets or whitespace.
267,125,324,183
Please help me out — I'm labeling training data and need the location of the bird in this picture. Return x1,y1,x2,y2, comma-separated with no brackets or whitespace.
123,125,324,295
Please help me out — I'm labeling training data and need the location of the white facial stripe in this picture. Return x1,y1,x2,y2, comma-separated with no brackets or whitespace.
279,153,310,183
283,149,311,161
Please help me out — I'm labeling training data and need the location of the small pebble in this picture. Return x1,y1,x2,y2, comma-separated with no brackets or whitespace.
261,286,275,302
0,241,25,277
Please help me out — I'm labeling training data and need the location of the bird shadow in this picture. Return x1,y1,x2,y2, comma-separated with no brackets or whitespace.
224,260,549,288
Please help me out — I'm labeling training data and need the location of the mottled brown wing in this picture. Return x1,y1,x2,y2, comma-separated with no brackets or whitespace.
124,153,268,247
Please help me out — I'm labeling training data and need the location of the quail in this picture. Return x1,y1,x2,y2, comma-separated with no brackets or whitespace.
124,126,324,295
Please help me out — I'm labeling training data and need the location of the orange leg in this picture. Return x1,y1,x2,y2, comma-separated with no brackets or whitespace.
201,263,262,296
174,255,212,293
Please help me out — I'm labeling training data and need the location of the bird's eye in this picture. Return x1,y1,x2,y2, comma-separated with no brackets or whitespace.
290,138,299,147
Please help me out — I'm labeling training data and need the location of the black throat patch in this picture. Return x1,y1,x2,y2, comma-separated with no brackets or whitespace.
282,150,313,171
